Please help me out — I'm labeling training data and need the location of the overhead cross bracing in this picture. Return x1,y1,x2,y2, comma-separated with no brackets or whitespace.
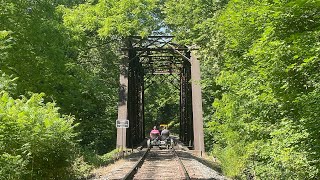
123,36,194,75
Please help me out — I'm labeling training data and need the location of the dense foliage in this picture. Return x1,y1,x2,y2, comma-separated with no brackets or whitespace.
164,0,320,178
1,0,123,179
144,74,180,133
2,0,320,179
0,73,77,179
1,0,119,155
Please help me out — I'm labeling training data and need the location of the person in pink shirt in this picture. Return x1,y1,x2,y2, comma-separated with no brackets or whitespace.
150,126,160,140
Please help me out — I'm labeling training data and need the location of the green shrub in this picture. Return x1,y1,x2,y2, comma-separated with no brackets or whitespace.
98,148,121,165
71,148,121,179
72,155,93,180
0,90,77,179
80,147,120,167
0,153,28,179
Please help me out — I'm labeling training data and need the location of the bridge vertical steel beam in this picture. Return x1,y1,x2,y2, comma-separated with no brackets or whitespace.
185,51,194,147
137,60,144,144
180,56,194,146
128,58,137,147
190,52,205,152
116,46,129,149
179,66,186,143
140,67,145,142
127,59,134,148
127,56,145,147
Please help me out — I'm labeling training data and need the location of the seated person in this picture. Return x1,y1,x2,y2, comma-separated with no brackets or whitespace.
150,126,160,140
160,127,170,140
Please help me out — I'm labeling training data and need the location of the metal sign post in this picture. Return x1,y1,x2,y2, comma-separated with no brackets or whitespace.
116,120,129,156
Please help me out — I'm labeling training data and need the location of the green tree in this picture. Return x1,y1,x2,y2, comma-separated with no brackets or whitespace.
1,0,120,154
164,0,320,178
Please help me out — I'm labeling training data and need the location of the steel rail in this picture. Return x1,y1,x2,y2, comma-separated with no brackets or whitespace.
173,148,191,180
123,148,150,180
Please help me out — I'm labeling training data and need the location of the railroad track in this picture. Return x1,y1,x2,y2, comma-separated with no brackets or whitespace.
92,146,226,180
124,147,190,180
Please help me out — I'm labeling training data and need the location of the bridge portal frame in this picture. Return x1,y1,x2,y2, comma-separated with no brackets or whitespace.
116,36,204,152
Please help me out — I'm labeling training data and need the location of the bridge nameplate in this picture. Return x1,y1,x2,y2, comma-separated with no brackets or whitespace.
116,120,129,128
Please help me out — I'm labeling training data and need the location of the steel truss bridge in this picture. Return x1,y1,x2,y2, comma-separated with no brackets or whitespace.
117,36,204,152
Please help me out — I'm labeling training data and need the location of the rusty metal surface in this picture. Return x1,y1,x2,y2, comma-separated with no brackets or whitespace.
91,150,147,180
180,58,194,146
124,148,150,180
127,54,145,147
